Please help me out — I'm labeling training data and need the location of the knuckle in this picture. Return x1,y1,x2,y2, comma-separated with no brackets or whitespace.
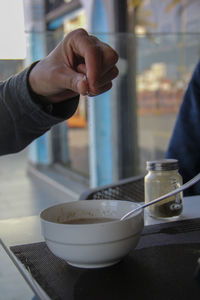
114,66,119,78
90,86,100,95
73,28,88,37
110,50,119,65
89,35,99,42
90,81,113,95
88,43,102,56
89,81,101,95
106,82,113,90
103,82,112,94
97,82,112,95
66,28,88,43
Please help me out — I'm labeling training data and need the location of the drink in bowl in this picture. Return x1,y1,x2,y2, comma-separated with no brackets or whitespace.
40,200,144,268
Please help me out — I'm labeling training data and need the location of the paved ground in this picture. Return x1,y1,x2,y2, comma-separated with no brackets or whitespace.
0,149,81,220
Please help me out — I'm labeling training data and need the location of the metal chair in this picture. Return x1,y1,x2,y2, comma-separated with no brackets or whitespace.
79,174,145,202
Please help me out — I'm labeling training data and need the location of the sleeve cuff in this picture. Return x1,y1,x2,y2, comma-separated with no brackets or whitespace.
3,63,79,130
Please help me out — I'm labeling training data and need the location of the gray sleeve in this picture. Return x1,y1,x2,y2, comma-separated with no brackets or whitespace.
0,65,79,155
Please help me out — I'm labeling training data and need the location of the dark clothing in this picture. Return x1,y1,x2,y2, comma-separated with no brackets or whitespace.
0,64,78,155
165,61,200,195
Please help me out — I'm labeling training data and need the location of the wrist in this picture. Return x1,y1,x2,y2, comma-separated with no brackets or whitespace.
28,60,79,103
27,62,53,113
28,61,50,101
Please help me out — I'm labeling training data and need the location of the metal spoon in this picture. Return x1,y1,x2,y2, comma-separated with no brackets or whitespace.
121,172,200,221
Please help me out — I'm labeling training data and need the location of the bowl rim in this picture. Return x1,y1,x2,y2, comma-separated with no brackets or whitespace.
40,200,143,225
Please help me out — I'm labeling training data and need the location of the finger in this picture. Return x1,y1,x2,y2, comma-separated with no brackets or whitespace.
86,36,119,74
69,30,102,83
57,67,88,95
76,63,87,74
78,65,118,96
84,40,118,86
70,30,118,86
80,40,118,89
77,63,118,95
97,66,119,88
77,63,119,82
98,43,119,75
84,41,103,86
88,82,113,97
68,29,118,94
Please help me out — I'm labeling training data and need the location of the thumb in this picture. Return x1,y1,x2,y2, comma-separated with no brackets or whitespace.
62,68,88,95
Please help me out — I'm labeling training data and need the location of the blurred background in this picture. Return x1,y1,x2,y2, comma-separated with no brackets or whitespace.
1,0,200,217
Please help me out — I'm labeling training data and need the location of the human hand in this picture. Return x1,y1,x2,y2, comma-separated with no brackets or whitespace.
29,28,119,103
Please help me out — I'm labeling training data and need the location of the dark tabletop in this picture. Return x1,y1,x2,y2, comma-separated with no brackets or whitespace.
11,218,200,300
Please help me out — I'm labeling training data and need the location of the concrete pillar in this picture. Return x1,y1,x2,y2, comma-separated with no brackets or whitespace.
23,0,69,166
81,0,113,187
81,0,139,187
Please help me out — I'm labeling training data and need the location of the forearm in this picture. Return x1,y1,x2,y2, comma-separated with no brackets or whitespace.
0,29,118,155
0,65,79,155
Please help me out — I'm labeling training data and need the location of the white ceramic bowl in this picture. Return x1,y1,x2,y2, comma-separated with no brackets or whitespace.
40,200,144,268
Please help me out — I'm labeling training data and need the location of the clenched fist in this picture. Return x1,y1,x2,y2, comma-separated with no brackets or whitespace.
29,28,119,103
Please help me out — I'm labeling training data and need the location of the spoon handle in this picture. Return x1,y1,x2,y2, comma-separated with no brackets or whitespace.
121,172,200,220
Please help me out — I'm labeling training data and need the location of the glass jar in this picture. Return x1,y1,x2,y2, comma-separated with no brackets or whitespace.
144,159,183,219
